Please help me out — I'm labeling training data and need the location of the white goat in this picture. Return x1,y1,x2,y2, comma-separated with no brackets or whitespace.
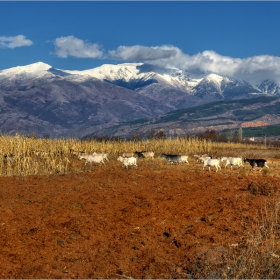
142,151,155,159
195,154,211,163
78,153,105,165
117,156,137,169
221,156,244,169
177,155,189,164
92,152,109,162
201,158,221,172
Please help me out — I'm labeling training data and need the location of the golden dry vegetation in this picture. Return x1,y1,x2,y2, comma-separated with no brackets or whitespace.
0,133,278,177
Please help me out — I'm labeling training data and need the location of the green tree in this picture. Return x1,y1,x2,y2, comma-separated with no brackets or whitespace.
237,127,243,141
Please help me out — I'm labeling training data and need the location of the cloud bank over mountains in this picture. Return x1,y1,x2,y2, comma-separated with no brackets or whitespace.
107,45,178,61
2,34,280,86
105,45,280,86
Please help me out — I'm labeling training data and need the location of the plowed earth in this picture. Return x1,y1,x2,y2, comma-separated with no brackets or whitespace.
0,157,280,278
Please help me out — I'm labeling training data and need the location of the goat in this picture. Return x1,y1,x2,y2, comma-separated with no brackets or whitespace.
117,156,137,169
92,152,109,162
160,154,189,164
221,156,244,169
244,158,269,171
134,151,155,159
201,158,221,172
78,153,105,165
194,154,212,163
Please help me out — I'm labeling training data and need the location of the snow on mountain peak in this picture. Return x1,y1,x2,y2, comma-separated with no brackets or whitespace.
257,79,280,95
0,61,53,80
205,73,224,84
23,61,52,72
74,62,146,82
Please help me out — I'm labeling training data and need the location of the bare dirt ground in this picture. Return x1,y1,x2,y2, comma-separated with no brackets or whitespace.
0,157,280,279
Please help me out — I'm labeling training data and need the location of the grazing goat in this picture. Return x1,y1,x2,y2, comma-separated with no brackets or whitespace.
117,156,137,169
201,158,221,172
244,158,269,171
134,151,155,159
92,152,109,162
160,154,189,164
78,153,105,165
221,156,244,169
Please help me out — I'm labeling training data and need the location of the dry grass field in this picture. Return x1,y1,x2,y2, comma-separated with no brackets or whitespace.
1,135,280,278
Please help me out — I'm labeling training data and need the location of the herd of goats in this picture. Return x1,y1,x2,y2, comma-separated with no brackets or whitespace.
76,150,269,172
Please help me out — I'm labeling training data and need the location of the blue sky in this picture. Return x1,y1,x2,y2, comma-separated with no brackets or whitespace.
1,1,280,84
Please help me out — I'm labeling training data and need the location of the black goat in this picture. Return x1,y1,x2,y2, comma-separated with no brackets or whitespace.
244,158,269,171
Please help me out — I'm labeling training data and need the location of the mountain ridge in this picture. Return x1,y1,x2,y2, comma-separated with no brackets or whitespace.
0,62,279,138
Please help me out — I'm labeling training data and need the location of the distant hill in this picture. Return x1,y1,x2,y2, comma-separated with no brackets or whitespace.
82,96,280,138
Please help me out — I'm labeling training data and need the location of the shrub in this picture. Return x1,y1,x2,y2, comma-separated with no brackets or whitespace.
248,181,276,196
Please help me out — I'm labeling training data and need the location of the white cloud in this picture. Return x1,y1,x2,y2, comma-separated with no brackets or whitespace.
54,36,103,59
233,54,280,84
107,45,177,61
176,51,280,85
0,35,33,49
106,45,280,85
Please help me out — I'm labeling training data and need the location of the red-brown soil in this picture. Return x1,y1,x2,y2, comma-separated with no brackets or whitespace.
0,159,280,278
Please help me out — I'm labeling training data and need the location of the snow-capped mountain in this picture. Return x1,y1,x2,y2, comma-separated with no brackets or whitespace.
0,62,93,85
0,61,279,138
256,79,280,95
0,61,274,97
0,62,53,80
73,63,202,92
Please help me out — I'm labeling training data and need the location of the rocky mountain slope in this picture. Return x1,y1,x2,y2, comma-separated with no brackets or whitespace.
0,62,279,138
